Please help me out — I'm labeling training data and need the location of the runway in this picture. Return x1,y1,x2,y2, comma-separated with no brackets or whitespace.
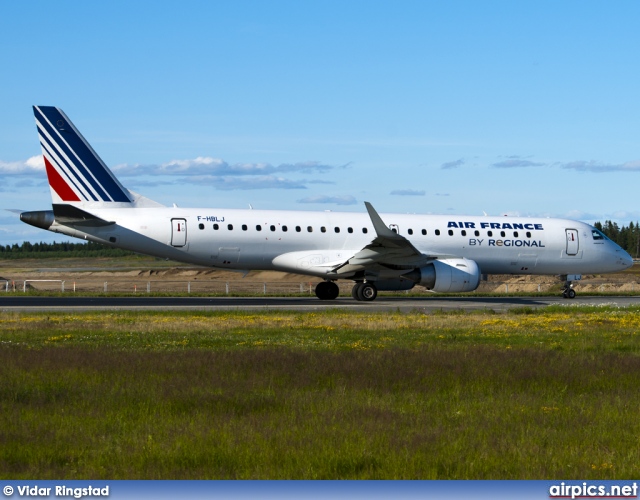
1,295,639,313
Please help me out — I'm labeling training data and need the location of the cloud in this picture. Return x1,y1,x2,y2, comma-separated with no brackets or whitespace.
492,159,544,168
186,175,307,190
609,210,640,220
110,156,344,190
561,160,640,172
561,210,602,221
435,193,450,197
305,179,336,185
130,175,306,190
441,159,464,170
125,179,177,188
296,195,357,205
0,156,44,175
390,189,425,196
13,179,45,188
112,158,334,177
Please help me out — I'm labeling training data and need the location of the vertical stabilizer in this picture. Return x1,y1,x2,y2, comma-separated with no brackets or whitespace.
33,106,133,206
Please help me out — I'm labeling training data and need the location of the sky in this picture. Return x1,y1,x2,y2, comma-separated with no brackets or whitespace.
1,1,640,245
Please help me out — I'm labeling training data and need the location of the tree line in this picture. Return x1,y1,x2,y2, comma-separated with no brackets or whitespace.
1,220,639,259
0,240,135,259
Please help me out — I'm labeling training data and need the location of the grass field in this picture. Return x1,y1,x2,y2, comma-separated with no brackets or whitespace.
2,306,640,479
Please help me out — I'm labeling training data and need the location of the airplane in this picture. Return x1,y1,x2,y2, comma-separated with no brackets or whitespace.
18,106,634,301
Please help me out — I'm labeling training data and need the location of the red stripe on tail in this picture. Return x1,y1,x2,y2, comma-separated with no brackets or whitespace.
44,156,81,202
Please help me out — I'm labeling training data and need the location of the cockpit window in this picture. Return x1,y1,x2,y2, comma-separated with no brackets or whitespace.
592,229,608,241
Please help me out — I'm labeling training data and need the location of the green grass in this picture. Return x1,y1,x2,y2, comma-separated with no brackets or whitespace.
2,307,640,479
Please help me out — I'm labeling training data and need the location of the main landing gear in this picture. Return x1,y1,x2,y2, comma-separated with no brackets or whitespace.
314,281,379,301
315,281,340,300
351,282,378,302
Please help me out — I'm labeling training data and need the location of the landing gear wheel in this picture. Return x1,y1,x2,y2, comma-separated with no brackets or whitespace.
357,282,378,302
315,281,339,300
562,280,577,299
351,283,363,300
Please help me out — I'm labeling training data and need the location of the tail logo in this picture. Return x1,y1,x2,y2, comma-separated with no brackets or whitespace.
33,106,131,204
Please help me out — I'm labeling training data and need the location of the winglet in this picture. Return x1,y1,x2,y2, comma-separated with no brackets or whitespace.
364,202,401,238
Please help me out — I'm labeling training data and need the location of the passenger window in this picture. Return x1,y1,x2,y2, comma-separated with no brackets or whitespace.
307,226,313,232
500,231,505,237
488,231,493,237
526,231,531,238
448,230,453,236
363,228,368,234
213,224,219,230
422,229,427,235
513,231,518,237
435,229,441,236
256,225,262,231
228,224,233,230
408,228,413,235
321,226,326,233
199,223,205,230
348,227,353,233
474,230,479,237
270,225,276,232
461,230,466,236
296,226,301,232
334,227,340,233
282,225,288,232
242,224,248,231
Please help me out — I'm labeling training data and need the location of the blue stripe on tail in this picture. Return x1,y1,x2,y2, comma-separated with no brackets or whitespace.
34,106,131,203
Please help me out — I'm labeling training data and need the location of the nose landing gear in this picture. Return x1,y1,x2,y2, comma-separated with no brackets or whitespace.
562,282,576,299
561,274,581,299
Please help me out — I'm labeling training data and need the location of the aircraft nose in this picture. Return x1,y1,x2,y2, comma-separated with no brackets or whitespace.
623,251,634,269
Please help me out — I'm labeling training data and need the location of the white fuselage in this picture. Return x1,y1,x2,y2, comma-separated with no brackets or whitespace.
47,206,633,278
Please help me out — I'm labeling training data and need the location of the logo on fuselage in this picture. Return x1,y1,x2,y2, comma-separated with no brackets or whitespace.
448,221,544,230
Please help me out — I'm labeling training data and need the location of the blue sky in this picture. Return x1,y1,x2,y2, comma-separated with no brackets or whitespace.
1,1,640,245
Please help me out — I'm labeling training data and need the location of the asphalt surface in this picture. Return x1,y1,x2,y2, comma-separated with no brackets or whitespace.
1,295,639,312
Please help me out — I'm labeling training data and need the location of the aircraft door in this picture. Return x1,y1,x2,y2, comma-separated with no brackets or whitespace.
566,229,579,255
171,219,187,247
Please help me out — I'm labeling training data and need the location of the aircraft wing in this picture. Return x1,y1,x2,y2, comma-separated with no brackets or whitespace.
330,202,436,275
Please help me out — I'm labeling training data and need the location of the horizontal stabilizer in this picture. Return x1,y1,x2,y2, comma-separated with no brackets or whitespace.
52,204,115,227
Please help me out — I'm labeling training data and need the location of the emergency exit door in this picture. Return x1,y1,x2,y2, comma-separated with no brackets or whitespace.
566,229,579,255
171,219,187,247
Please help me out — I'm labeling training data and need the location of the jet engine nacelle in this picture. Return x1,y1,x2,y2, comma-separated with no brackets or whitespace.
405,258,481,293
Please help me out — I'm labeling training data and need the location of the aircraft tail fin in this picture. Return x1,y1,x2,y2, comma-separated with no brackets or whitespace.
33,106,134,206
